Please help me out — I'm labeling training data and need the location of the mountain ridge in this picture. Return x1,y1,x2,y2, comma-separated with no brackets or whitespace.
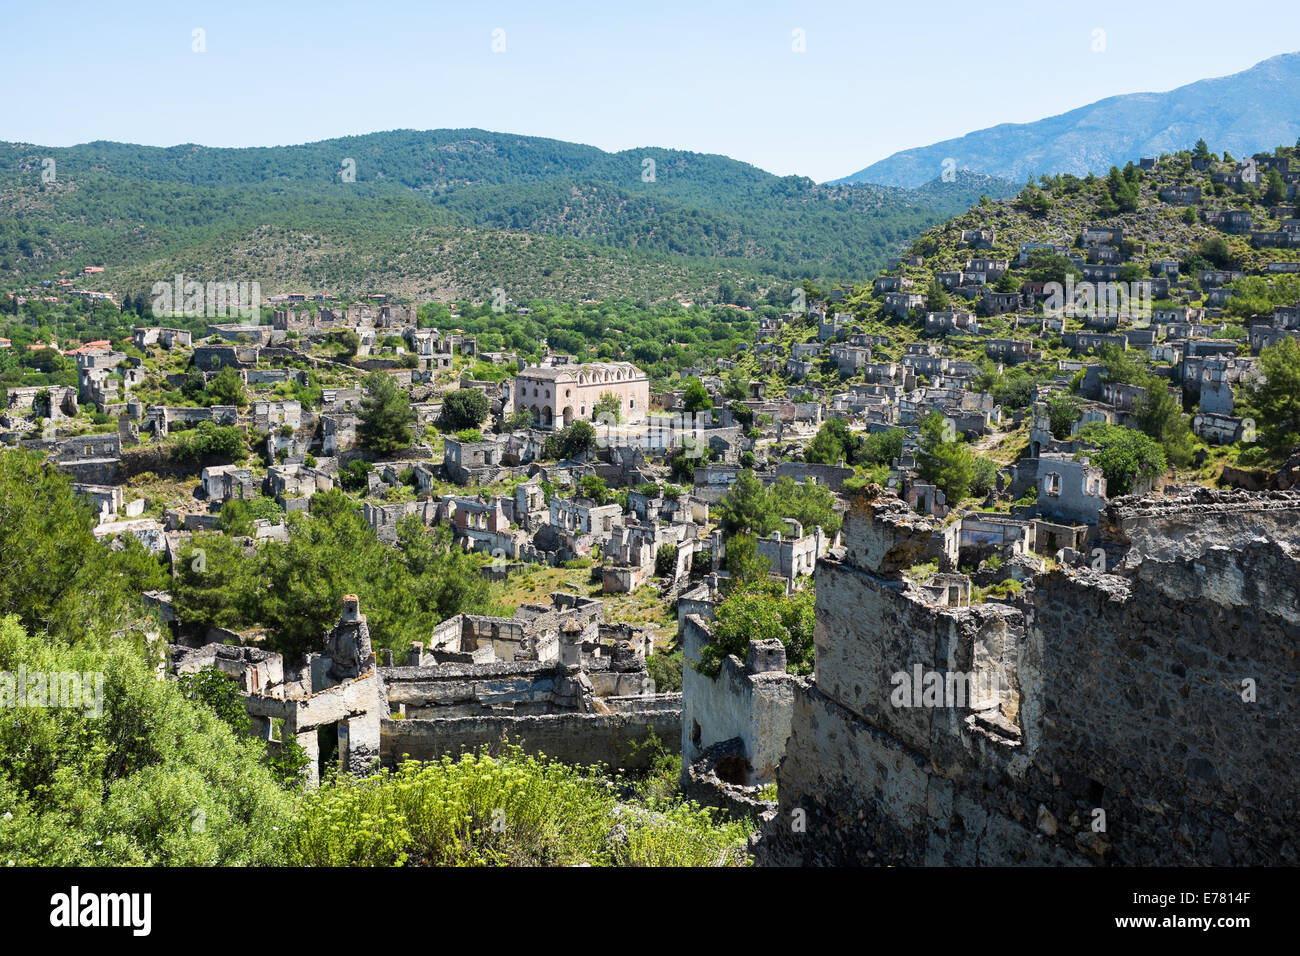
834,51,1300,188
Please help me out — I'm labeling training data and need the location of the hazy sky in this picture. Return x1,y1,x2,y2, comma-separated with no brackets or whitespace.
2,0,1297,182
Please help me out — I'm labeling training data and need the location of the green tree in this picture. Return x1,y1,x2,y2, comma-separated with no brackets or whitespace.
682,378,712,414
339,458,374,492
1197,236,1235,270
333,330,361,358
722,374,749,402
500,408,533,432
0,614,291,865
1245,337,1300,453
173,533,264,632
916,412,976,502
970,456,999,498
0,449,166,645
171,422,247,462
805,419,849,465
925,278,950,311
1264,167,1286,205
593,392,622,424
1096,343,1148,387
1074,422,1167,495
1024,249,1082,286
1046,393,1081,440
545,420,597,460
179,368,207,401
206,365,248,408
699,581,815,677
1131,388,1194,468
359,371,414,455
859,427,904,466
654,543,679,577
440,387,490,431
220,495,284,536
579,474,612,504
645,650,683,693
768,475,842,537
723,533,772,590
177,666,252,733
394,518,491,630
716,469,776,536
993,271,1020,293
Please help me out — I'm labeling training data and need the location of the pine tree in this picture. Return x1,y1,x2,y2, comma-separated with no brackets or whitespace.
358,371,414,454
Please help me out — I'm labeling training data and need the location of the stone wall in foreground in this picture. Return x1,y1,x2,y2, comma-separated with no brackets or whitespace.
755,489,1300,867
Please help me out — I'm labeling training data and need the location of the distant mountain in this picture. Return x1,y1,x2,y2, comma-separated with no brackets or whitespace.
0,130,1017,299
834,52,1300,188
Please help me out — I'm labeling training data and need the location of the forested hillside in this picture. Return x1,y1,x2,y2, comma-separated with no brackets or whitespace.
0,130,1016,300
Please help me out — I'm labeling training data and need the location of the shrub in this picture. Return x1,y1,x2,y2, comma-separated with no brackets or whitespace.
284,747,751,867
440,388,490,431
170,422,246,462
0,616,291,865
699,582,815,677
646,649,683,693
339,458,373,492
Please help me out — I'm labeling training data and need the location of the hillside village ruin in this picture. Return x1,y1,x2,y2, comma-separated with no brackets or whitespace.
3,144,1298,866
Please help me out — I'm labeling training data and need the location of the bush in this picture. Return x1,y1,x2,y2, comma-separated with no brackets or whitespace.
284,747,751,867
699,582,815,677
970,456,999,498
440,388,490,431
646,650,683,693
543,421,597,461
0,615,292,865
220,495,285,536
170,422,247,462
339,458,373,492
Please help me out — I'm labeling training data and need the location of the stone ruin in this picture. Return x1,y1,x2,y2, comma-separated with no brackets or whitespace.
748,486,1300,866
170,592,678,784
172,594,382,786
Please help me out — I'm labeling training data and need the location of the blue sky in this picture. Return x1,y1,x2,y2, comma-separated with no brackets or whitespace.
2,0,1297,182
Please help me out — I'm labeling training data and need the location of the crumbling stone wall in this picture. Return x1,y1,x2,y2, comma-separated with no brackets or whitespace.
380,706,681,770
680,615,796,786
755,489,1299,867
381,660,598,717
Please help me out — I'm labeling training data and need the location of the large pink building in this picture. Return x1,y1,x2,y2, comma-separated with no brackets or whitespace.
513,361,649,429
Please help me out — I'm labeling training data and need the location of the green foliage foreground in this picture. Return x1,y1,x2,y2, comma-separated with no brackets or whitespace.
286,747,753,867
0,614,292,866
0,602,749,867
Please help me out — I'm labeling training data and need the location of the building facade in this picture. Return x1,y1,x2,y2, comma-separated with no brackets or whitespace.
513,361,649,429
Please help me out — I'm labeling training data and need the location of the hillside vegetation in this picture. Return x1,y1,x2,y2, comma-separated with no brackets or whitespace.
0,130,1015,301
